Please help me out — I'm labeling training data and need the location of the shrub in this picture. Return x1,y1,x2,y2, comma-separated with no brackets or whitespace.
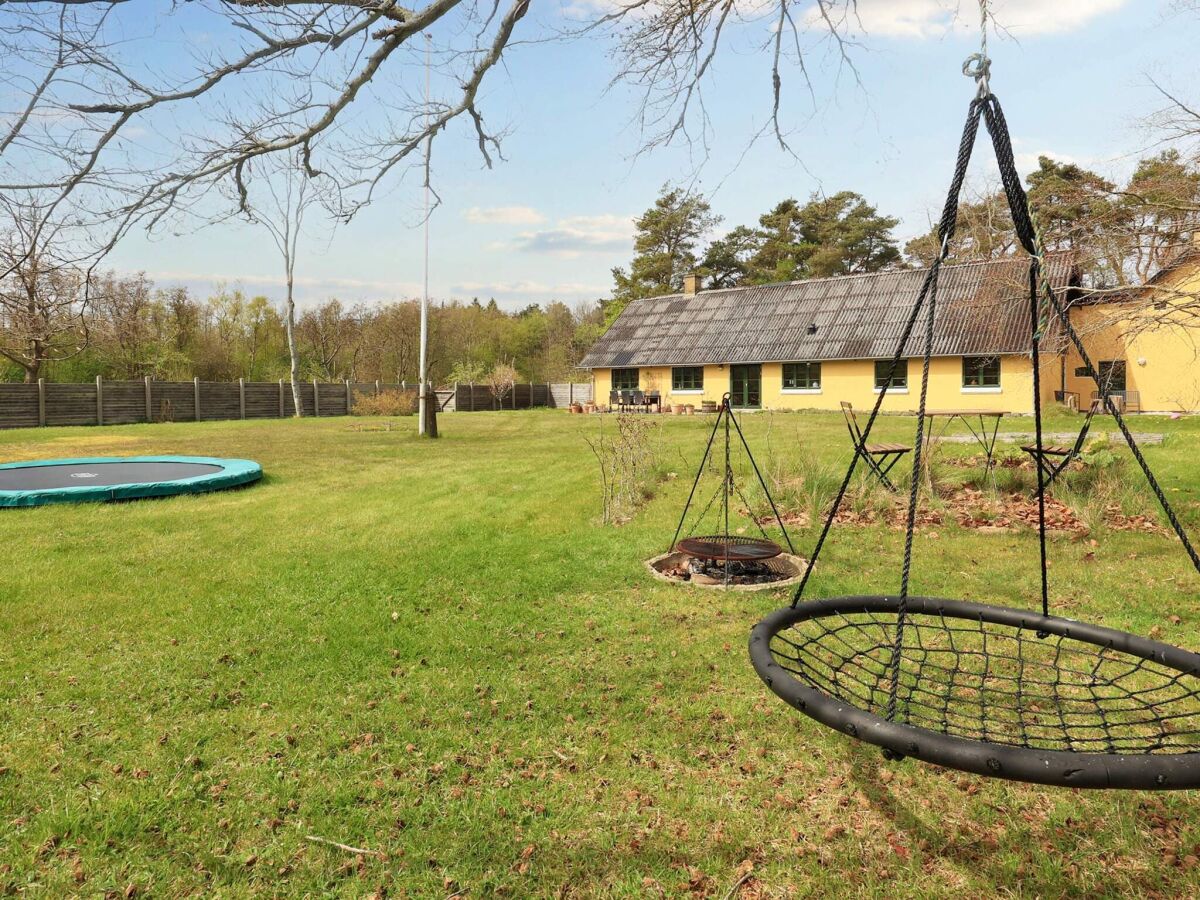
584,414,664,525
353,389,417,417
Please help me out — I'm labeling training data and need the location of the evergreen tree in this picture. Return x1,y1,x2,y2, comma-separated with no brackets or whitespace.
606,185,720,324
700,225,761,288
797,191,901,277
744,199,806,283
743,192,900,283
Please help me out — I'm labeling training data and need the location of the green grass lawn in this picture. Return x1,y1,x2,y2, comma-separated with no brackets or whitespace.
2,409,1200,897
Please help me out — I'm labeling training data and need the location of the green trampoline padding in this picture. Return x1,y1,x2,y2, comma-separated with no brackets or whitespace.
0,456,262,507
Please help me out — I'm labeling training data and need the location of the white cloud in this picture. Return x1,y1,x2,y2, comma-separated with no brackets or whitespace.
462,205,546,225
1014,149,1079,175
513,213,635,257
821,0,1128,39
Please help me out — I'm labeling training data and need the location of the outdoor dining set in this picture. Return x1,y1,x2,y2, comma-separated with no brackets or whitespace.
608,389,662,413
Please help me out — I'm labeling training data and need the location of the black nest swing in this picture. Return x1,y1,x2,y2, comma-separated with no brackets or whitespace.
750,64,1200,790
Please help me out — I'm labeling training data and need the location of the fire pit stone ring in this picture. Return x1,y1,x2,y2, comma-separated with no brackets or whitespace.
645,550,808,592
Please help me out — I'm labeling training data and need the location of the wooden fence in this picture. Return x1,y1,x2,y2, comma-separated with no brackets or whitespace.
448,381,592,412
0,377,593,429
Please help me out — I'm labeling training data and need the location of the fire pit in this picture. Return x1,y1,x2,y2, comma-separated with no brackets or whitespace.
659,396,799,589
646,549,807,591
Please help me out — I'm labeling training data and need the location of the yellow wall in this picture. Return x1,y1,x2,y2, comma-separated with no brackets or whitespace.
591,355,1058,413
1061,266,1200,412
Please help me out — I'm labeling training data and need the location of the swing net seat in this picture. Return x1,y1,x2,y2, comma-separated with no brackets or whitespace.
752,597,1200,789
676,535,783,562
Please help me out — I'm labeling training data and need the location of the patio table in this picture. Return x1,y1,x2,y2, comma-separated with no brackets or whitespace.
922,409,1008,482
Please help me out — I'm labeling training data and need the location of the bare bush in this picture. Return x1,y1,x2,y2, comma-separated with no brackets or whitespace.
486,361,518,410
353,389,416,416
584,414,663,525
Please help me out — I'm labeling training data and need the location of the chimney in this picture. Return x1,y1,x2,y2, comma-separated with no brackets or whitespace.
683,273,702,295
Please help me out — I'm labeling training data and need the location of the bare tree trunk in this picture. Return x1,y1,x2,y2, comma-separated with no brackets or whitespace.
423,385,439,438
285,270,303,417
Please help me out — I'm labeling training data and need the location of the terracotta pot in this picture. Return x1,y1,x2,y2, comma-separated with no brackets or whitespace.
672,404,686,415
583,403,597,414
684,404,695,415
569,402,583,414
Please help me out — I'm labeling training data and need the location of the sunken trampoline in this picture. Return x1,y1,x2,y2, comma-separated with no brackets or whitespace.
0,456,262,507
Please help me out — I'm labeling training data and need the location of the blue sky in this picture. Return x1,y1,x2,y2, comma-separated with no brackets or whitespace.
101,0,1197,311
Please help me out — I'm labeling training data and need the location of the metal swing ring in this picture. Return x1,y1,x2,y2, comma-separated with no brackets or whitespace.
962,52,991,98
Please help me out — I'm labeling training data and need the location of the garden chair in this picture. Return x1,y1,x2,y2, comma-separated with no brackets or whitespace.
1091,390,1125,414
840,401,911,491
1053,390,1079,411
1024,379,1118,487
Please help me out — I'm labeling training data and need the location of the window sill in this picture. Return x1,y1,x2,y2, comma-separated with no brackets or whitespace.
781,388,822,395
961,386,1002,394
670,389,704,395
874,387,909,394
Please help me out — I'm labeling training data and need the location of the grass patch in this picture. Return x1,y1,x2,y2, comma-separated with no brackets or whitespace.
0,410,1199,896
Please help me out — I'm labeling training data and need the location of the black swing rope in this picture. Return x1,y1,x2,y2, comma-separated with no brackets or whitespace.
751,38,1200,788
791,95,983,609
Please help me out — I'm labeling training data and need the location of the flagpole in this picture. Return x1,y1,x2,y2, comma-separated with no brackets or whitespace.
418,31,431,436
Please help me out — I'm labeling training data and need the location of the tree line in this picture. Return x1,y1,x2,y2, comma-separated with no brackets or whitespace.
605,150,1200,324
5,150,1197,386
0,263,602,386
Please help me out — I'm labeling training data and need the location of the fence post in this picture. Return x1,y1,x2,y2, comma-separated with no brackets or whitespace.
279,379,285,417
95,375,104,426
344,379,352,415
453,381,459,413
37,377,46,426
468,382,474,412
569,382,573,406
313,378,320,417
194,376,201,421
144,376,152,422
375,380,380,396
237,377,245,419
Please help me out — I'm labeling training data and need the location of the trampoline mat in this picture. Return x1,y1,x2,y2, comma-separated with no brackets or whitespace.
0,461,223,490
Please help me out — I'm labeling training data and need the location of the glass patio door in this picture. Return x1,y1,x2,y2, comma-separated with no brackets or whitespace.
729,364,761,409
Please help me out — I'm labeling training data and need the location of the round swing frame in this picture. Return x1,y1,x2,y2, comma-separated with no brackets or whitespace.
747,39,1200,789
751,596,1200,790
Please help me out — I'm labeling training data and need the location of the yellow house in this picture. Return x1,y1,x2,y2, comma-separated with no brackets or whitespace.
1060,247,1200,413
581,253,1200,414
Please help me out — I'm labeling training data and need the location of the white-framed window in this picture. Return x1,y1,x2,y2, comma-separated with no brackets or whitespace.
671,366,704,393
611,368,639,391
782,361,821,393
962,356,1001,392
874,359,909,393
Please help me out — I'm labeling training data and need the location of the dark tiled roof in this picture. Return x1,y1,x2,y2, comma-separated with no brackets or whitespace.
580,255,1077,369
